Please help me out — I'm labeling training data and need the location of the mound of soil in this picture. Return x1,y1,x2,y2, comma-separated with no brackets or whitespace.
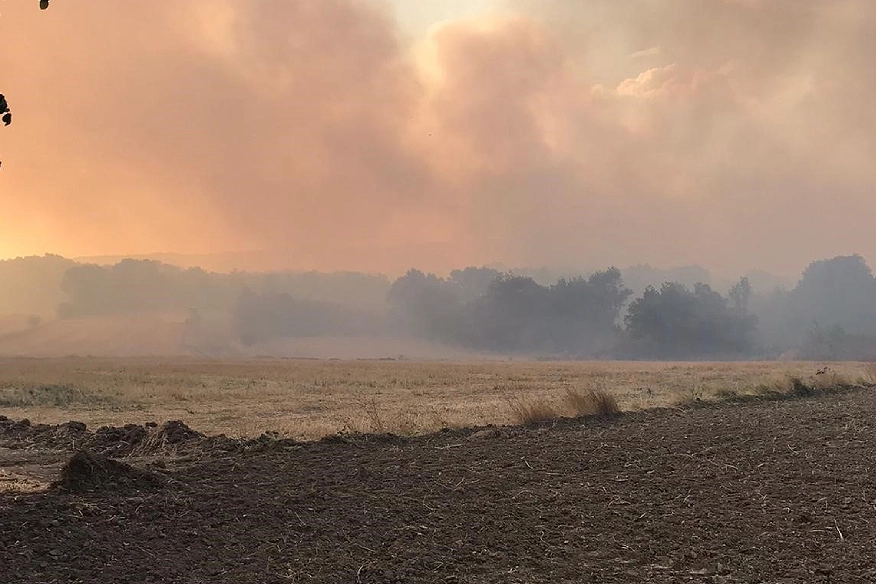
0,417,90,451
91,423,149,454
51,450,164,494
1,417,254,456
141,420,203,447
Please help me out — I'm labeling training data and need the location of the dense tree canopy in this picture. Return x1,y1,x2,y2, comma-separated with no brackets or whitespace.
625,281,758,359
387,267,632,355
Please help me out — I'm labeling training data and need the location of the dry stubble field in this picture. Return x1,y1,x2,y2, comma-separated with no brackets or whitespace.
0,357,871,439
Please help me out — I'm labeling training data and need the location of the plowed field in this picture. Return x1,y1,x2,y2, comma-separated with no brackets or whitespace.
3,389,876,583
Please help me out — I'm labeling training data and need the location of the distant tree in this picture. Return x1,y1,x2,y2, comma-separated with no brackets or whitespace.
386,269,461,340
790,254,876,335
544,268,632,353
0,254,77,315
59,260,225,316
466,275,550,350
798,323,876,361
621,264,712,299
447,266,501,302
387,267,632,355
625,281,758,358
463,269,631,354
728,276,752,313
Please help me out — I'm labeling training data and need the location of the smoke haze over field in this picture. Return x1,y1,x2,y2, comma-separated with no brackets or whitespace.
2,1,875,276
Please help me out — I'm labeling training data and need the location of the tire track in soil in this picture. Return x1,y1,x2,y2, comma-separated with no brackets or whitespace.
2,390,876,583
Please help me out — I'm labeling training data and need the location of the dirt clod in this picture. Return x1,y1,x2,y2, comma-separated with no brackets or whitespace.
156,420,202,444
61,420,87,433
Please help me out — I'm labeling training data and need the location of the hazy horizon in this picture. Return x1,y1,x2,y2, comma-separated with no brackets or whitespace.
2,1,875,277
2,248,799,290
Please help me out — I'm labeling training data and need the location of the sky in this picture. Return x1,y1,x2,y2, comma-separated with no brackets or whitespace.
1,0,875,277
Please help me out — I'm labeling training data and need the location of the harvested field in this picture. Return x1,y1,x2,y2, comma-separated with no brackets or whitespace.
0,357,871,439
3,386,876,583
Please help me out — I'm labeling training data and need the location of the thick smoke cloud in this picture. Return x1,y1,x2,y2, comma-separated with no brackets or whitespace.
1,0,875,276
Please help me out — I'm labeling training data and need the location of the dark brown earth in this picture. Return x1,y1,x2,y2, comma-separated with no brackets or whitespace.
2,390,876,584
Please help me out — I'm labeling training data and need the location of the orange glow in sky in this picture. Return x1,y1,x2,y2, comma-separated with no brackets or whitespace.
2,1,876,276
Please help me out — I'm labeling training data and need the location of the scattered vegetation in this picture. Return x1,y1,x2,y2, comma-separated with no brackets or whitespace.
0,382,111,408
689,367,873,405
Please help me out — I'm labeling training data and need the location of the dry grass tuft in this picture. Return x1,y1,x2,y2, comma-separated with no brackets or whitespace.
861,362,876,385
351,396,387,435
506,388,620,426
507,396,561,426
564,388,620,417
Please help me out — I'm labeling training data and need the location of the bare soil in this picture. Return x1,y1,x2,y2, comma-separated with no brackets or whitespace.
2,389,876,583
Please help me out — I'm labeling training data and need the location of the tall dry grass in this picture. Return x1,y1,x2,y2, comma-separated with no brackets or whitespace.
0,357,872,439
565,388,620,417
506,396,561,426
506,388,621,425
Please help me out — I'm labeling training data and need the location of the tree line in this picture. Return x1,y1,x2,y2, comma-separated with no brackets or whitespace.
2,253,876,360
386,267,757,358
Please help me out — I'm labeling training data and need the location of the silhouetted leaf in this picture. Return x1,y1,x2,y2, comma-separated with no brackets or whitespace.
2,112,11,126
